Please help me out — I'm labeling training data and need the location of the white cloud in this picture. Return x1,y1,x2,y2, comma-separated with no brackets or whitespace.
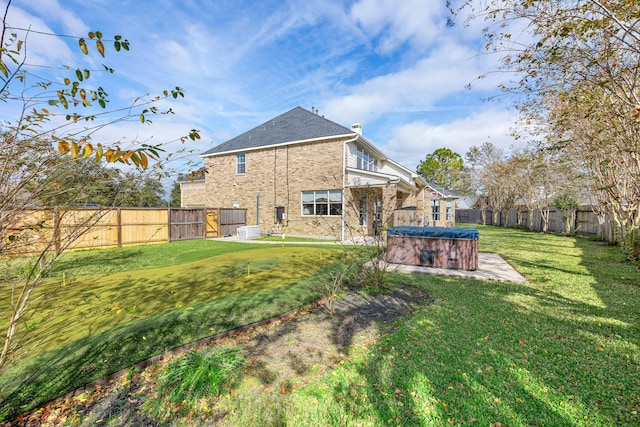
381,107,518,170
350,0,446,53
322,38,497,124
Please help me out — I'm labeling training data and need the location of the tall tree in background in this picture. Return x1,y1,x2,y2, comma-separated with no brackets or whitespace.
455,0,640,259
170,182,182,207
0,0,199,370
416,147,470,195
465,142,504,224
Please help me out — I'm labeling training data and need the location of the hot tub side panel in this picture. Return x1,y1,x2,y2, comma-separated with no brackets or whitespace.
386,235,478,270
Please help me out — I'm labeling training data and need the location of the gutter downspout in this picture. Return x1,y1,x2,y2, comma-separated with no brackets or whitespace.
342,134,360,242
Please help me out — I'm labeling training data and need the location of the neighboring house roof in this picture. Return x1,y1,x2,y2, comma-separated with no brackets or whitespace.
425,181,459,199
201,106,354,157
456,195,479,209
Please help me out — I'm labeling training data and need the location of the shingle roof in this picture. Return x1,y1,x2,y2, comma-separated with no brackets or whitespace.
426,181,459,198
202,106,355,156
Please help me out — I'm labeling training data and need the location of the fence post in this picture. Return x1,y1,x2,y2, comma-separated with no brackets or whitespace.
168,207,172,242
202,208,207,239
53,207,61,255
117,208,122,248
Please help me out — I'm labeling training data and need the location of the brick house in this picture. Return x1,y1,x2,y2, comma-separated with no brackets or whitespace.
181,107,457,239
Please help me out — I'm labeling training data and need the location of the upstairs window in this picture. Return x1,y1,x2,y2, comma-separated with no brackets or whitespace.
356,146,377,172
236,153,246,174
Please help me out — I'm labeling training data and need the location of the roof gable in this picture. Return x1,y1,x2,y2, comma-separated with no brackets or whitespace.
202,106,354,156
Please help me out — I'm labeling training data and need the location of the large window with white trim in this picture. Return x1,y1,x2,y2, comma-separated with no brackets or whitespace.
302,190,342,216
356,146,377,171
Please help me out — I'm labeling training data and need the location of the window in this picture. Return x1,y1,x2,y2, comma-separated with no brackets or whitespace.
236,153,245,174
359,193,368,226
302,190,342,216
430,199,440,221
356,146,377,171
446,200,453,221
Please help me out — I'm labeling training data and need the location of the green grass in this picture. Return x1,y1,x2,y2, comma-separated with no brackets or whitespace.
148,347,245,418
258,235,337,243
0,241,347,420
235,225,640,426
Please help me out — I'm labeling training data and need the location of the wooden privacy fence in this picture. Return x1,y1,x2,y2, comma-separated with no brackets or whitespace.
5,207,247,255
456,206,611,238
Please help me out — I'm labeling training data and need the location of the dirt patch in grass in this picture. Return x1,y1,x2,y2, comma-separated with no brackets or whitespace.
6,281,432,426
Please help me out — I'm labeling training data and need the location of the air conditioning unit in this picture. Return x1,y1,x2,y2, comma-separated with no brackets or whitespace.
237,225,260,239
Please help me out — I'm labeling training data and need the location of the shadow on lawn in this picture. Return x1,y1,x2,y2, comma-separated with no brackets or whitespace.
323,242,639,426
0,258,344,421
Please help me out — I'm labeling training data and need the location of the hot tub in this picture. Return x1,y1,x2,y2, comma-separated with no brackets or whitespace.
386,226,479,271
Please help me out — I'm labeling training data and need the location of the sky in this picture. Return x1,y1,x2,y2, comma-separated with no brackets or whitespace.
3,0,518,182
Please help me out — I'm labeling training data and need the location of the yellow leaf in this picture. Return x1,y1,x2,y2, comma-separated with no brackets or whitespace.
58,140,70,154
78,38,88,55
71,141,79,159
95,145,103,161
140,152,148,168
82,143,94,158
516,397,523,403
96,39,105,57
596,346,605,352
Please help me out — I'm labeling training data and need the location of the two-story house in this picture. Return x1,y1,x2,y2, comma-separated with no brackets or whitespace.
181,107,457,239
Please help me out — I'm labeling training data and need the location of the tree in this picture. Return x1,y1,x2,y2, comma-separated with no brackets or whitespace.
454,0,640,259
0,1,199,370
416,148,470,195
554,193,580,237
170,182,182,207
116,172,167,207
465,142,504,225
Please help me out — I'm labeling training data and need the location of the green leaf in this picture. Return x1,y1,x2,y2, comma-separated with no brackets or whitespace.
76,69,83,81
99,99,106,108
114,41,121,51
140,113,145,123
84,69,90,79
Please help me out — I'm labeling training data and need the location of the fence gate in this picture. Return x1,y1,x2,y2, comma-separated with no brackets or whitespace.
206,209,219,238
206,208,246,238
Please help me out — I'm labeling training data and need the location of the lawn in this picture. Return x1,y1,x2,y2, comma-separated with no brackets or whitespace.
3,226,640,426
0,240,347,420
226,226,640,426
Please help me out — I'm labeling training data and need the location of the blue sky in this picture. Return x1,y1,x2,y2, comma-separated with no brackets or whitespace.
4,0,517,177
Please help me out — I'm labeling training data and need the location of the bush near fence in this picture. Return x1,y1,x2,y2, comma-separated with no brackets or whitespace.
456,206,610,238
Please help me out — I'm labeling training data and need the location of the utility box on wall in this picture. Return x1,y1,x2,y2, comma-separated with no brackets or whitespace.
275,206,285,223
